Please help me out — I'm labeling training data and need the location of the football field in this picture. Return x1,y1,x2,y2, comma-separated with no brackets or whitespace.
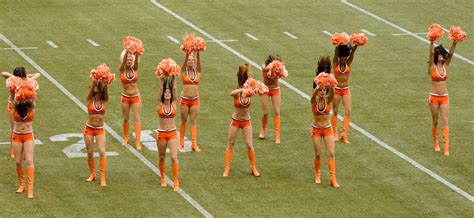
0,0,473,216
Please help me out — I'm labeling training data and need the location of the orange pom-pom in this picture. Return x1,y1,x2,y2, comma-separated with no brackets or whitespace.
156,58,181,79
266,60,288,78
243,78,268,96
427,24,445,42
350,33,368,46
448,26,467,42
194,36,206,52
90,64,115,85
181,35,195,53
331,32,350,46
123,36,144,56
14,80,37,103
314,73,338,89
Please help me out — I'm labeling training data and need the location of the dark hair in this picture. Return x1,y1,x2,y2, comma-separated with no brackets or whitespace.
95,82,106,101
13,67,26,78
337,45,351,57
313,56,332,89
161,77,174,103
237,63,250,87
264,54,282,66
15,102,33,118
434,45,449,65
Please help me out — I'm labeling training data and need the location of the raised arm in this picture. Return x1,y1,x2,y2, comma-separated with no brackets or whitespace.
119,51,128,72
172,77,178,104
133,53,139,71
332,46,339,67
157,78,164,107
230,88,244,97
103,84,109,102
428,41,435,74
445,41,457,66
347,45,358,65
196,52,201,72
27,73,41,80
181,53,190,74
2,72,13,79
86,81,97,101
310,88,318,105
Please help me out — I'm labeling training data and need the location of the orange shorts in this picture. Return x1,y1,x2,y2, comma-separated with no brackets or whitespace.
121,93,141,105
83,124,105,136
231,118,251,129
157,129,177,142
311,125,333,137
180,97,200,107
262,87,280,97
335,87,350,96
7,102,14,112
428,95,449,105
12,132,34,143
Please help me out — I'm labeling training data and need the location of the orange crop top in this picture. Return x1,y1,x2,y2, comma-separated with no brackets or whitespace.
87,100,106,114
157,104,176,118
13,111,35,122
334,64,351,76
234,93,251,108
431,66,448,81
182,68,200,85
120,68,138,84
312,98,330,116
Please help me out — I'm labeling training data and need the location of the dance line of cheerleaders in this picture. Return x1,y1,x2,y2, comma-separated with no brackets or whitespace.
2,24,467,198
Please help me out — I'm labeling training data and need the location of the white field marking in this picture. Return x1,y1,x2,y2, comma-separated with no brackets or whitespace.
341,0,474,65
86,39,100,47
0,139,42,145
50,133,119,158
46,40,58,48
392,32,427,36
469,121,474,123
244,33,259,41
283,31,298,39
322,30,333,37
206,39,238,43
0,33,214,216
0,47,37,51
149,0,474,203
360,29,376,36
166,35,180,44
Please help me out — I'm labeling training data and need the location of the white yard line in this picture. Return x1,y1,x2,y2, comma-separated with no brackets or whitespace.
244,33,259,41
0,33,214,216
150,0,474,203
166,35,180,44
392,32,427,36
86,39,100,47
0,47,37,51
322,30,333,37
360,29,376,36
46,40,58,48
283,31,298,39
341,0,473,65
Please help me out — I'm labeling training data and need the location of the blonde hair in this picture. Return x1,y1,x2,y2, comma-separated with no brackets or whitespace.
120,49,138,63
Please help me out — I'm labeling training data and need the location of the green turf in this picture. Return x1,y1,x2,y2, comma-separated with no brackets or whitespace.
0,0,473,216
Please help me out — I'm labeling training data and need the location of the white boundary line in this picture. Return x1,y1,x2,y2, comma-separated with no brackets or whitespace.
322,30,333,37
166,35,180,44
150,0,474,203
360,29,376,36
283,31,298,39
46,40,58,48
341,0,474,65
0,47,37,51
86,39,100,47
392,32,427,36
0,33,214,217
244,33,259,41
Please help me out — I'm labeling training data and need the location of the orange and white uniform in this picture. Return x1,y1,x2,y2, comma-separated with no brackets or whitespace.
428,66,449,105
12,111,35,143
231,93,251,129
120,69,140,104
180,69,200,107
261,70,280,96
333,64,351,96
84,100,106,136
311,98,332,137
157,104,178,142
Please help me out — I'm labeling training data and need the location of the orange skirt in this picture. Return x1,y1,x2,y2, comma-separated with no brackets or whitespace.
83,124,105,136
311,125,333,137
262,87,280,97
180,96,200,107
231,118,251,129
335,87,350,96
157,129,178,142
428,94,449,105
12,131,34,143
121,93,141,105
